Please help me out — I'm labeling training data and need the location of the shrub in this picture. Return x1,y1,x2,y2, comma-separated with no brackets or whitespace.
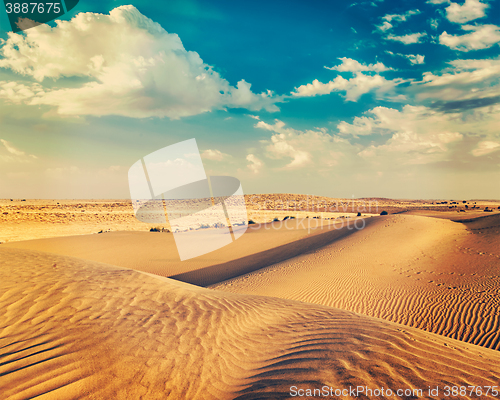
380,211,388,215
150,227,170,232
357,212,361,217
273,218,279,222
248,220,256,224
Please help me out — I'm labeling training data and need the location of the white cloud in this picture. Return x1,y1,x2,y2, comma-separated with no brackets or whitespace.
376,10,420,33
255,120,311,168
291,73,397,101
246,154,263,174
409,58,500,105
439,24,500,51
386,32,427,44
445,0,489,24
249,104,500,178
472,141,500,156
201,149,231,161
0,81,44,104
430,19,439,30
386,51,425,64
340,105,464,165
254,119,354,171
0,6,281,119
376,21,393,32
0,139,37,162
325,57,392,72
382,10,421,22
427,0,450,4
404,54,425,64
418,58,500,91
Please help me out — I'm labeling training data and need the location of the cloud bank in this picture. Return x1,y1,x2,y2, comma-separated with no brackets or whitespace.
0,6,281,119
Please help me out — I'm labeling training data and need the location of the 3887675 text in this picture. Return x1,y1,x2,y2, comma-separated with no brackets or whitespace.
5,3,62,14
442,386,498,397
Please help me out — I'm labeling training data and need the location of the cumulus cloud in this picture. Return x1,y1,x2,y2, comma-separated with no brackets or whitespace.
439,24,500,51
291,74,397,101
376,21,393,32
255,120,312,168
325,57,392,72
472,140,500,156
403,54,425,64
375,10,420,33
339,105,464,164
445,0,489,24
382,10,421,22
0,81,44,104
0,139,38,162
201,149,231,161
410,57,500,106
254,119,355,171
0,6,281,119
387,52,425,64
250,102,500,176
246,154,263,174
427,0,450,4
386,32,427,44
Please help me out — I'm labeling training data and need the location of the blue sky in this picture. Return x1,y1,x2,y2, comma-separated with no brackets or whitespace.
1,0,500,198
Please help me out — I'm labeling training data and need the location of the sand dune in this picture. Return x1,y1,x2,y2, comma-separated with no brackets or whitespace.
6,214,500,352
2,247,500,399
3,218,365,284
212,214,500,350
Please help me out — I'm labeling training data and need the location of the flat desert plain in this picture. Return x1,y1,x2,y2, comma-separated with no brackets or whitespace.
1,195,500,399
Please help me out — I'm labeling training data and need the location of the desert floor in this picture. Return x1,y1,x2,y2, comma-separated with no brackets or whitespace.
1,195,500,399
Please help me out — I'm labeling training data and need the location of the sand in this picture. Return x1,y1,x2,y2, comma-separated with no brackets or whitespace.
212,214,500,350
2,247,500,399
3,217,368,284
2,196,500,398
2,195,497,242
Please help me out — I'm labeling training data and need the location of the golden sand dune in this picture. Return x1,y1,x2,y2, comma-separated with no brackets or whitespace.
1,247,500,400
3,218,364,284
212,214,500,350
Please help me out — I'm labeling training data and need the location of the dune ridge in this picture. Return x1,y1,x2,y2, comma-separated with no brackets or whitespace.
2,247,500,399
212,214,500,351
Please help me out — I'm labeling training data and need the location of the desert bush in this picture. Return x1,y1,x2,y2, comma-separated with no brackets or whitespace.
248,220,256,224
273,218,279,222
357,212,361,216
150,227,170,232
380,210,388,215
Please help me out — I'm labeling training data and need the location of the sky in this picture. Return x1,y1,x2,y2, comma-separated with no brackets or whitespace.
0,0,499,199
